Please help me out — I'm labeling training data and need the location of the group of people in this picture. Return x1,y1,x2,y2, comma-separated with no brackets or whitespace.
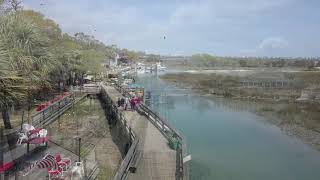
117,96,143,111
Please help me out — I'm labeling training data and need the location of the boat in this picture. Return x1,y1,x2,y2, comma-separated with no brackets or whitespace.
136,63,146,74
156,62,167,71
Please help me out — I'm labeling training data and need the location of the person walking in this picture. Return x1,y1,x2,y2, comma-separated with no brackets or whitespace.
125,97,129,110
117,97,121,107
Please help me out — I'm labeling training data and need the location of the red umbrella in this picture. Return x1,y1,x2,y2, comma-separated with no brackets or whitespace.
23,154,58,176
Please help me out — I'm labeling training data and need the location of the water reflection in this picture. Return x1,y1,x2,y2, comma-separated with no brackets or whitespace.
137,74,320,180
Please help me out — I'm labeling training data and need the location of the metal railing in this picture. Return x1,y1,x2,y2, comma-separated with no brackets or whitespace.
111,81,187,180
31,94,74,128
100,86,139,180
72,87,101,96
138,104,185,180
87,164,99,180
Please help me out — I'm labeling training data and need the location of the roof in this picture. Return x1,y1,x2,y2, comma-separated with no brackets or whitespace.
127,83,144,88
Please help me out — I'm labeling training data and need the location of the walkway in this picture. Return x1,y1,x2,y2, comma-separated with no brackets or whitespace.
103,85,176,180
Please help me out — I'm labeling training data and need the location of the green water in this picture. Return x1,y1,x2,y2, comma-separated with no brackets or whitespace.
137,74,320,180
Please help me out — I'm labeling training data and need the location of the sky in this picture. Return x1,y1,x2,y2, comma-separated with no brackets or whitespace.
23,0,320,57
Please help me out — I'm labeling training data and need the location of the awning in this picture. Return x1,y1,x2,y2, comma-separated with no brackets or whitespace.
127,84,143,88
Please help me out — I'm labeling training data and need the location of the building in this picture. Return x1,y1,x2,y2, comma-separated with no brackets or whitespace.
109,53,119,67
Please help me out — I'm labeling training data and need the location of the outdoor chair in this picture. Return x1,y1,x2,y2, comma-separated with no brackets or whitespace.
55,154,71,171
48,167,64,180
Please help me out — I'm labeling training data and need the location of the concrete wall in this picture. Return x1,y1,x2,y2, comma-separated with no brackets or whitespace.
98,91,131,157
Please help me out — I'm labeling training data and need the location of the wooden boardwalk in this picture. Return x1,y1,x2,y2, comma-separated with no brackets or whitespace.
103,85,176,180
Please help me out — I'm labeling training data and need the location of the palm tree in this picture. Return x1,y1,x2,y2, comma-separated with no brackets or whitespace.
0,39,25,129
0,13,51,128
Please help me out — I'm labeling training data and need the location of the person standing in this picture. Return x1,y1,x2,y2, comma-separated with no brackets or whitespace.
120,98,125,108
130,98,135,110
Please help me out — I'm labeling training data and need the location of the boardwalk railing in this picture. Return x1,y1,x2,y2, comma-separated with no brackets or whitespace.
87,163,99,180
113,103,139,180
138,104,185,180
111,81,187,180
72,84,101,96
32,94,73,128
100,86,140,180
33,86,101,127
4,94,76,136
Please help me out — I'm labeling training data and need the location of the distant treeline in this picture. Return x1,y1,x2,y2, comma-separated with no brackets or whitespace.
164,54,320,69
191,54,320,68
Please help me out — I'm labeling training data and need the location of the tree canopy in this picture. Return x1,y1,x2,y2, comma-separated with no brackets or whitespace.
0,3,118,128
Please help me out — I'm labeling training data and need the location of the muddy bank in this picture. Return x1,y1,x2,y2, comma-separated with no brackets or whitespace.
160,73,320,151
161,71,320,101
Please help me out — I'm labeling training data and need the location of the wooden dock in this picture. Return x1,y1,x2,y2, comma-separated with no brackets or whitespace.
102,85,177,180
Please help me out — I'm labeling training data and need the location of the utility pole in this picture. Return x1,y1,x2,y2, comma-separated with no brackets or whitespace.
74,136,81,162
78,137,81,162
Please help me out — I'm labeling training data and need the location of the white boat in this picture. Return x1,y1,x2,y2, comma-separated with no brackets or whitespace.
137,68,146,74
156,62,167,71
136,63,146,74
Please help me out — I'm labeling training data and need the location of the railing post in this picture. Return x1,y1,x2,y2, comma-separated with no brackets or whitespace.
129,127,132,146
161,121,165,131
50,105,53,118
42,110,45,126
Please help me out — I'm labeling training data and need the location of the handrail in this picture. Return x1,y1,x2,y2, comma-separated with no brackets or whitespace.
113,139,139,180
100,86,140,180
31,94,74,128
111,81,186,180
3,94,75,136
138,104,184,180
87,163,99,180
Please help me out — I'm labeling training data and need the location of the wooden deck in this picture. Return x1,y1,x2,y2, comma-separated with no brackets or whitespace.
3,142,81,180
1,94,99,180
103,85,176,180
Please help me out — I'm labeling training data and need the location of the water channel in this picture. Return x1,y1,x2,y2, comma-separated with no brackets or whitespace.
136,74,320,180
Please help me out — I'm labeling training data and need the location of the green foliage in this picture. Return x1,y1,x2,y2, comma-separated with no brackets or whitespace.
120,48,141,62
0,9,117,128
191,54,239,67
146,54,160,62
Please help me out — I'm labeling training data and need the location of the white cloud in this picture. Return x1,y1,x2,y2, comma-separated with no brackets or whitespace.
259,37,289,50
241,37,289,56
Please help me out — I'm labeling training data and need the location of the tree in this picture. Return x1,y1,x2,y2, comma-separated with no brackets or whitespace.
0,12,53,125
8,0,21,11
0,0,21,13
146,54,160,62
239,59,247,67
0,8,139,128
0,17,26,128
